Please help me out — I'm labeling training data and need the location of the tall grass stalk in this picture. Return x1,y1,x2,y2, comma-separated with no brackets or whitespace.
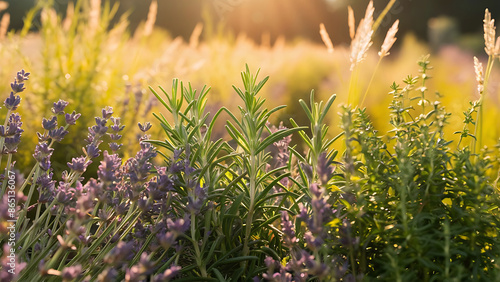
475,55,495,152
372,0,397,33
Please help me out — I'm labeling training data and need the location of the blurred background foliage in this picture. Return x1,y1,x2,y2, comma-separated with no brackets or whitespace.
0,0,499,176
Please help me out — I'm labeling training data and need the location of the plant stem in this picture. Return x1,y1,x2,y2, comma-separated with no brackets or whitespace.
360,57,382,107
191,211,208,277
373,0,397,33
474,55,495,153
348,66,360,106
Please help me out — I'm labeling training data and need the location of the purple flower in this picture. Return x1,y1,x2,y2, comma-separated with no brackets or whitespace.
61,265,82,282
138,122,152,132
309,183,322,198
36,132,49,142
157,231,177,249
317,152,334,185
187,185,207,213
166,217,190,236
52,100,69,115
55,182,75,204
33,142,54,170
97,151,122,183
84,143,101,159
104,241,135,265
89,117,109,136
153,265,181,282
10,81,25,93
147,167,173,200
126,253,155,281
67,156,92,173
126,143,157,185
102,106,113,119
76,190,94,219
0,113,23,139
65,111,81,125
109,142,122,152
49,126,69,142
109,133,122,141
8,113,22,132
263,257,292,282
339,219,359,248
4,92,21,110
97,268,118,281
36,172,56,203
42,116,58,131
270,122,292,168
4,134,22,154
281,211,297,248
110,117,125,132
304,231,323,251
16,70,30,82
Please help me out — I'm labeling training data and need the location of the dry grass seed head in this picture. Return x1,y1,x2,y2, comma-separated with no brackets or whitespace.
89,0,101,34
63,2,75,31
189,22,203,49
474,56,484,94
0,12,9,40
483,8,497,56
144,0,158,37
379,19,399,57
348,6,355,40
0,1,8,12
349,0,374,71
319,23,334,53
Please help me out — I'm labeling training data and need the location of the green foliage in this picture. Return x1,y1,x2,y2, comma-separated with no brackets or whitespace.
332,58,500,281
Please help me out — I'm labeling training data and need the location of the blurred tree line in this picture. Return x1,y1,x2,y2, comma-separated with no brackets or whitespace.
4,0,500,44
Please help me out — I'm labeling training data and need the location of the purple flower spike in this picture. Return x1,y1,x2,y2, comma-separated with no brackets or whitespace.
317,152,334,185
0,113,23,137
9,113,22,124
4,92,21,110
4,134,22,153
85,143,101,159
16,70,30,82
153,265,181,282
52,100,69,115
166,217,190,236
281,211,297,248
49,126,69,142
61,265,82,281
157,231,177,249
102,106,113,119
10,82,25,93
65,111,81,125
138,122,152,132
36,132,49,142
37,173,55,203
110,117,125,132
90,117,108,136
109,133,122,141
33,142,54,162
97,268,118,282
97,151,122,183
38,158,52,171
109,142,122,152
104,241,135,265
42,116,58,131
67,156,92,173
